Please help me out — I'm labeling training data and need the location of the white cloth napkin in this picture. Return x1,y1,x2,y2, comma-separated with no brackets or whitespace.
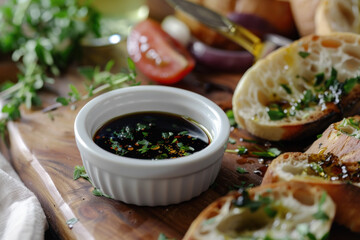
0,152,47,240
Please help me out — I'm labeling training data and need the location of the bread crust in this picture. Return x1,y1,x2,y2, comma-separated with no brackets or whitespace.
184,181,335,240
232,33,360,141
262,152,360,232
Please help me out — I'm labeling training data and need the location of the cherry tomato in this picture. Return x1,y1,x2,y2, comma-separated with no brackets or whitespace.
127,19,195,84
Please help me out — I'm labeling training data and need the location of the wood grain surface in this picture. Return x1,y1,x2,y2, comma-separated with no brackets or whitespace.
1,62,360,239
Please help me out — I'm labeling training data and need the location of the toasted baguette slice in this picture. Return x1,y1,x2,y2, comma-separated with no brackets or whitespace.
315,0,360,35
232,33,360,141
262,152,360,232
183,181,335,240
306,116,360,164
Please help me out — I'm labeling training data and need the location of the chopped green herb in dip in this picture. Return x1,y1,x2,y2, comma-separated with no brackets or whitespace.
93,112,210,160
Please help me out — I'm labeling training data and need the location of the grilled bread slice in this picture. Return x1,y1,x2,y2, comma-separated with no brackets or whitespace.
183,181,335,240
306,116,360,164
232,32,360,141
262,152,360,232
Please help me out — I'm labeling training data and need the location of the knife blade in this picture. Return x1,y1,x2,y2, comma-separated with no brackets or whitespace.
166,0,291,60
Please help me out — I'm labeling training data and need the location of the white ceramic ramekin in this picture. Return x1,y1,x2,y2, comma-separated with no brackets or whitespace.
74,85,230,206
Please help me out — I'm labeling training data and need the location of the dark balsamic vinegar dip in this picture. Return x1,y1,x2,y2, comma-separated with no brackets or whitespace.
93,111,210,160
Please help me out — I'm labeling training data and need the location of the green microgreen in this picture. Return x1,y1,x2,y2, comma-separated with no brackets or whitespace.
162,132,174,139
231,181,255,191
138,145,150,154
178,131,189,136
267,103,286,121
226,143,281,159
297,224,317,240
156,153,169,159
225,145,248,155
343,77,360,94
252,147,281,158
158,233,175,240
325,67,338,88
237,146,248,155
177,142,194,152
226,109,237,127
234,189,278,218
236,167,248,174
298,51,310,58
228,137,236,144
338,118,359,130
314,72,325,86
313,192,330,221
137,139,150,146
267,109,286,121
136,123,149,131
280,84,292,94
109,138,128,156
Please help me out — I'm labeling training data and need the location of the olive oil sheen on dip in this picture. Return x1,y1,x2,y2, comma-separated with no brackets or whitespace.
93,111,210,160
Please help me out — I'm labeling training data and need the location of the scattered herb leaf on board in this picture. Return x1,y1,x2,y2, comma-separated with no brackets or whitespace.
73,165,111,198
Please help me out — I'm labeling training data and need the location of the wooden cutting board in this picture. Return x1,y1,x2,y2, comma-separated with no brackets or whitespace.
1,64,359,239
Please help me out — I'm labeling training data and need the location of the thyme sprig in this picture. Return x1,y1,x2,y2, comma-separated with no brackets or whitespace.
0,0,101,137
44,58,138,112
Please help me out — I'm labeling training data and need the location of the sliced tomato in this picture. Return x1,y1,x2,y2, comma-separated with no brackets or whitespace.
127,19,195,84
